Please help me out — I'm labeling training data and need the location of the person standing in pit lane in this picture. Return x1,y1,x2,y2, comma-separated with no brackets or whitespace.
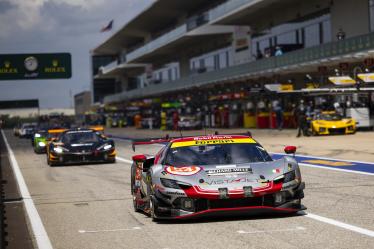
296,100,309,137
272,99,283,130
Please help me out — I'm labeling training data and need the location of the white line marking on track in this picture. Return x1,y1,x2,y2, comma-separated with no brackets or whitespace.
78,226,141,234
1,130,54,249
299,163,374,176
304,212,374,237
272,152,374,165
116,156,133,164
237,226,306,234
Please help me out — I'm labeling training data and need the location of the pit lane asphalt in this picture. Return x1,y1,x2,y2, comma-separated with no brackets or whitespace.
3,130,374,249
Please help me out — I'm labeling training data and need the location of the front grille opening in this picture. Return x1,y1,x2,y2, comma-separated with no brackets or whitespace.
328,128,345,135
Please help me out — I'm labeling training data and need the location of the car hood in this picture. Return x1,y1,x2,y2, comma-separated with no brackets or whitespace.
313,119,354,126
153,157,297,191
63,142,99,152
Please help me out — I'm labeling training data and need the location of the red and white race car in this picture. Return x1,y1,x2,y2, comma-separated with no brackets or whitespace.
130,134,305,221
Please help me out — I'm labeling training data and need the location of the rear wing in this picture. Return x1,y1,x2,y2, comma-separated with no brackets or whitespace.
47,129,67,134
132,135,171,152
88,125,104,132
131,131,253,152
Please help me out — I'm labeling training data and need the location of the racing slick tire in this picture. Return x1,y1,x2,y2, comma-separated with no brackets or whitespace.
130,165,141,212
149,196,159,222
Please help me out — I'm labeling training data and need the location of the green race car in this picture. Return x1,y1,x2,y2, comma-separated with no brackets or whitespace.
33,130,48,154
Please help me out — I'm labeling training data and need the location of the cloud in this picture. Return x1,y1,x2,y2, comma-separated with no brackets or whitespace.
0,0,154,108
0,0,14,14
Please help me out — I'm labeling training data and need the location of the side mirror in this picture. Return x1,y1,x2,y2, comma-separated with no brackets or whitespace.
132,154,147,162
284,146,297,154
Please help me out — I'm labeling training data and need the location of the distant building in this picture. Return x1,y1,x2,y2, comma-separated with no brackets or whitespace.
92,0,374,103
74,91,92,116
90,0,374,129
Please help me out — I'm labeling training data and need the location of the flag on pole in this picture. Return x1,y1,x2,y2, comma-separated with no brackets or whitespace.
100,20,113,32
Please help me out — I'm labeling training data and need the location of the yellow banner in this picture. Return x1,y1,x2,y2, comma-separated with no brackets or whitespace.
280,84,294,91
328,76,355,85
171,138,256,148
357,73,374,83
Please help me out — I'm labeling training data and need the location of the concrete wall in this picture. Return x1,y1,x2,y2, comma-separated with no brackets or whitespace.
179,56,190,78
331,0,370,41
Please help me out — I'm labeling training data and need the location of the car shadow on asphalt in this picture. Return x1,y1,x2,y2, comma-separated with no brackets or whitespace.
49,161,116,167
153,211,306,225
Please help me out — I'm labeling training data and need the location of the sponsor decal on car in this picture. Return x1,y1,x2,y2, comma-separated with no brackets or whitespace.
206,168,251,175
272,168,281,173
201,177,256,185
171,138,256,148
165,166,202,176
71,143,93,147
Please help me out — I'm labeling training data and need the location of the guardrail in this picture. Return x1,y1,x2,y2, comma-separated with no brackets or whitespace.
104,32,374,103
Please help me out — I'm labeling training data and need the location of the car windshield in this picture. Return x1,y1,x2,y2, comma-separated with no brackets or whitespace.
319,113,343,121
62,131,100,144
36,131,48,137
164,143,272,166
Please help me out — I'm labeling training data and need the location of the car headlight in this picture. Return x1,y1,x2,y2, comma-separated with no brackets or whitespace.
103,144,112,150
35,133,41,138
97,143,113,151
160,178,191,189
53,147,68,154
38,141,46,147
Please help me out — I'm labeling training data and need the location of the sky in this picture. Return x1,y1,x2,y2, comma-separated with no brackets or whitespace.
0,0,153,109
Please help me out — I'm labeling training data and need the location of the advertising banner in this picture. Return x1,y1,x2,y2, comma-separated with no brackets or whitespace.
357,73,374,83
328,76,356,85
0,53,71,80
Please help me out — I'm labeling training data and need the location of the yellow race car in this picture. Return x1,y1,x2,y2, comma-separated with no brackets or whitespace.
311,111,356,135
